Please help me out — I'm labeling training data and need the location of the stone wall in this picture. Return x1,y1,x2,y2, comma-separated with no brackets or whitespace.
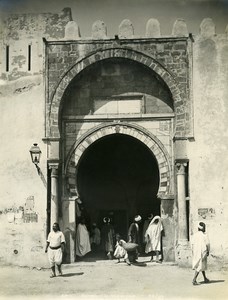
0,8,228,268
0,9,72,267
188,25,228,270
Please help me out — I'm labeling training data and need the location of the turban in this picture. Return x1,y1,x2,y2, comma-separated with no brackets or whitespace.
134,215,142,222
103,217,110,223
198,222,205,230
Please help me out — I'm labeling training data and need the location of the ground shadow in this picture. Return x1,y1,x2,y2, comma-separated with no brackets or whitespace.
76,251,108,262
76,257,98,262
61,272,84,277
143,259,163,263
199,279,225,284
132,262,147,267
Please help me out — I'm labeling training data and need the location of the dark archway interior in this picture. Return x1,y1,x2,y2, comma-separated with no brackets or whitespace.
77,133,160,241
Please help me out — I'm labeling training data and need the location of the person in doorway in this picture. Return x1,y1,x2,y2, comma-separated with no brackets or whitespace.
128,215,142,261
145,216,163,263
76,217,91,258
191,222,210,285
79,204,91,234
142,213,153,245
90,223,101,251
128,215,142,244
45,222,66,278
101,217,115,259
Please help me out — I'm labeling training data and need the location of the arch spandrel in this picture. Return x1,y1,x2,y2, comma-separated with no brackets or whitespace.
65,122,172,198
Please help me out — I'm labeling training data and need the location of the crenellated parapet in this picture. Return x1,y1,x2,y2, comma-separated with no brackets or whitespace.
146,19,161,38
91,20,107,39
0,8,227,42
172,19,188,37
0,7,227,91
65,21,80,39
61,17,227,40
200,18,216,38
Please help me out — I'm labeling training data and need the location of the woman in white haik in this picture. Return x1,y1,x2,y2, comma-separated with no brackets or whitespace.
144,216,163,263
191,222,210,285
45,222,66,278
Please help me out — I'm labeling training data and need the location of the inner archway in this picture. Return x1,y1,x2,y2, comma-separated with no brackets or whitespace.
76,133,160,241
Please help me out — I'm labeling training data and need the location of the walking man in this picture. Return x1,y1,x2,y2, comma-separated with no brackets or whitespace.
128,215,142,262
45,222,66,278
191,222,210,285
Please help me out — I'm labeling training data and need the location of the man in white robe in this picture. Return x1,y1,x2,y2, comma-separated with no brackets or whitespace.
76,217,91,257
145,216,163,263
191,222,210,285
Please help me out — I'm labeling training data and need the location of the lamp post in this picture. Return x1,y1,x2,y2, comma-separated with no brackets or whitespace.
29,143,41,174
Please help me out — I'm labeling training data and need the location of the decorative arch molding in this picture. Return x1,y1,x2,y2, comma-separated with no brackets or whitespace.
47,47,184,138
65,122,172,198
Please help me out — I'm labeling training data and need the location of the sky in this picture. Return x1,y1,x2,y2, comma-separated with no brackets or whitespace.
0,0,227,36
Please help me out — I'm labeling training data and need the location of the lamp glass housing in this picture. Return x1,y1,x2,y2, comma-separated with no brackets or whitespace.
29,143,41,165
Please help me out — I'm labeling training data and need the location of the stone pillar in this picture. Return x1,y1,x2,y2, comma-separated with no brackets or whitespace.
160,197,175,262
62,197,76,263
176,160,188,241
175,160,191,267
49,162,59,226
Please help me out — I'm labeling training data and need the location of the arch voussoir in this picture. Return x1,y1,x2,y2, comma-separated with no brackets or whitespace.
65,123,171,197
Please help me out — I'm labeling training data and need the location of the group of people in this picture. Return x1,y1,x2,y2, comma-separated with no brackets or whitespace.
45,217,211,285
113,214,164,265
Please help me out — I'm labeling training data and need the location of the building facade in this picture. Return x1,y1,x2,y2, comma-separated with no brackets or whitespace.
0,8,228,269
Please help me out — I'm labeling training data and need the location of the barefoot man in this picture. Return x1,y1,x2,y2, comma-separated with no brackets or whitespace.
45,222,66,278
191,222,210,285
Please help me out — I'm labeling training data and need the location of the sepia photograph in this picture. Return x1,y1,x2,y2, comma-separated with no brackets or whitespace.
0,0,228,299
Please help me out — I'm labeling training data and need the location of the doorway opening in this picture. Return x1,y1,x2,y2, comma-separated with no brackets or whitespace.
76,133,160,260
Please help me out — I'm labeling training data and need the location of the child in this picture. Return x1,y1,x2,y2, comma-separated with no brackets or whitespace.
114,234,130,265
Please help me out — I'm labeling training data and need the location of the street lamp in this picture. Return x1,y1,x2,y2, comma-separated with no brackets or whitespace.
29,143,42,174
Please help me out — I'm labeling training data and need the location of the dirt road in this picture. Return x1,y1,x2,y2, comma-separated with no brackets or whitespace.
0,259,228,300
